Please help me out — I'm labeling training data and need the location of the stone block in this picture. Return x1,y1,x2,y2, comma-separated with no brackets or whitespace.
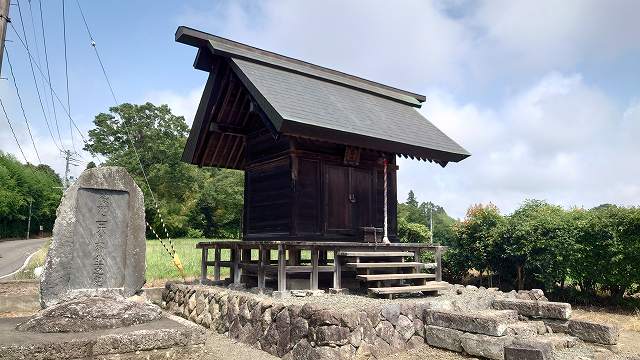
543,319,569,333
504,347,548,360
505,338,554,360
506,321,543,337
424,325,464,352
40,167,146,308
16,296,162,333
381,304,401,325
396,314,415,341
314,325,350,346
460,332,514,360
493,299,571,320
425,309,518,336
568,319,620,345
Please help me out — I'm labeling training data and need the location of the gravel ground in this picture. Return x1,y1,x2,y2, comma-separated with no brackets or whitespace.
199,284,501,312
0,280,39,296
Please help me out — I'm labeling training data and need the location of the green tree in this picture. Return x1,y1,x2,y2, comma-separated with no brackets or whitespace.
448,203,503,285
84,102,244,238
0,152,62,238
496,200,576,290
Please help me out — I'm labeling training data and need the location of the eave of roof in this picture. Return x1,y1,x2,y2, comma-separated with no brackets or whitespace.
176,26,425,107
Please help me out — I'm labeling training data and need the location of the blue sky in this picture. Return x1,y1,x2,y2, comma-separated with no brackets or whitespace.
1,0,639,218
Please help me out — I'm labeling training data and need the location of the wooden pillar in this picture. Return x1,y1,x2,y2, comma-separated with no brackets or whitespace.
200,247,209,283
289,249,301,265
233,245,241,284
258,246,266,289
277,244,287,292
435,246,443,282
333,249,342,289
214,247,221,281
319,250,328,266
310,246,319,290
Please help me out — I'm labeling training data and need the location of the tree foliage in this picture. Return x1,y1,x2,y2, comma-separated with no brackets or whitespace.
0,152,62,238
398,190,640,300
84,102,244,238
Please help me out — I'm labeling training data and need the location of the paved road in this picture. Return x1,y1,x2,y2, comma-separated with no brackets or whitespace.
0,238,48,279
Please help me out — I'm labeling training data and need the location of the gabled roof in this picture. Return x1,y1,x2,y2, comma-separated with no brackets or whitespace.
176,26,470,167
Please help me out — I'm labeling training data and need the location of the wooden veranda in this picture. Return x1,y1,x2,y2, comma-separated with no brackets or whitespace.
198,241,447,297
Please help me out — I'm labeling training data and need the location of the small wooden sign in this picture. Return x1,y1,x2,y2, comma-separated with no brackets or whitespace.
343,146,360,166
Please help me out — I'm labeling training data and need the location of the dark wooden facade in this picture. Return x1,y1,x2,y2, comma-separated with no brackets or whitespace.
244,132,397,241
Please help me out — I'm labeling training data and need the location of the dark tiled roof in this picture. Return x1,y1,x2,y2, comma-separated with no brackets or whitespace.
176,26,470,165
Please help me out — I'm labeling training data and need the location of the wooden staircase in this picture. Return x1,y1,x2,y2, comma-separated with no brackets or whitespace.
337,250,449,299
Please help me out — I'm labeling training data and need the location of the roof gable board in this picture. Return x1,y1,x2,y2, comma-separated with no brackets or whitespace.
176,26,424,107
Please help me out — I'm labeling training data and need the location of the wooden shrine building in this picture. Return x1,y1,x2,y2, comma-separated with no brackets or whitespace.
176,26,470,297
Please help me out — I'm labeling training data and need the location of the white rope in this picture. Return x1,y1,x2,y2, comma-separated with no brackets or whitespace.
383,158,390,243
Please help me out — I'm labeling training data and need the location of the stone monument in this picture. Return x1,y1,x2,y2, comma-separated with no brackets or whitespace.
40,166,146,308
3,167,207,358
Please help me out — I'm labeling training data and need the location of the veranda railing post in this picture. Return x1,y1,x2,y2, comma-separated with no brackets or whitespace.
258,245,266,289
213,246,221,281
333,248,342,290
233,244,241,284
435,246,443,282
200,246,209,284
311,246,319,290
278,243,287,292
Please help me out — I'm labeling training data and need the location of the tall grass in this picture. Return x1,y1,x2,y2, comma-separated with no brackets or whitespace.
145,238,232,282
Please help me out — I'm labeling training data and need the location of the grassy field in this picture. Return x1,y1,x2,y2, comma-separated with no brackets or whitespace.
11,238,329,284
11,238,236,284
145,238,231,282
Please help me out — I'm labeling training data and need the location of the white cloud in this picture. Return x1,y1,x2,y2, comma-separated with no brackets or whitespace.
178,0,473,90
400,73,640,218
143,87,203,126
471,0,640,71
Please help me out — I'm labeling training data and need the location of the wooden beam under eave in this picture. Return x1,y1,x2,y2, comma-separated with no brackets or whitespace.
224,135,243,168
232,144,245,169
194,61,227,164
207,132,226,166
223,85,244,126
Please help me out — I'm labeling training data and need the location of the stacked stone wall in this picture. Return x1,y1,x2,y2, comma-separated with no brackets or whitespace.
163,284,432,359
163,284,621,360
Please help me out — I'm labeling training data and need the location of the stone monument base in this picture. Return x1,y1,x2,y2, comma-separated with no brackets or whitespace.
16,295,162,333
0,314,206,360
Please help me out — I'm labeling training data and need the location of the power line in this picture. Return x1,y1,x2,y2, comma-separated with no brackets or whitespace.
13,0,63,152
0,96,29,164
5,48,41,163
34,0,64,147
75,0,174,254
61,0,75,152
9,21,88,145
27,0,54,125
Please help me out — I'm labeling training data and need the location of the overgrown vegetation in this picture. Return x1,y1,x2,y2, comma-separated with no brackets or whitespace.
0,153,62,238
400,192,640,304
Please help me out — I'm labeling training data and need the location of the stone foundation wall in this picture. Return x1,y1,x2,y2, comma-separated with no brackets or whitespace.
162,284,432,359
162,284,620,360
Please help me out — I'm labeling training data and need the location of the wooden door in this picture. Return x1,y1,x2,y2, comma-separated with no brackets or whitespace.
351,168,372,231
325,165,352,233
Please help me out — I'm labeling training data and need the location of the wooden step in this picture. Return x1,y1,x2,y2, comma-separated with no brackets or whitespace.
368,282,450,295
337,251,413,257
346,262,426,269
357,273,436,281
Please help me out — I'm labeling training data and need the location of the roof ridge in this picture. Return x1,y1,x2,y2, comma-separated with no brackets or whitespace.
176,26,426,107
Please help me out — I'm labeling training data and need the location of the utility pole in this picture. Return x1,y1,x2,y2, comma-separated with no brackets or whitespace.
26,199,32,239
0,0,9,75
62,150,80,190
